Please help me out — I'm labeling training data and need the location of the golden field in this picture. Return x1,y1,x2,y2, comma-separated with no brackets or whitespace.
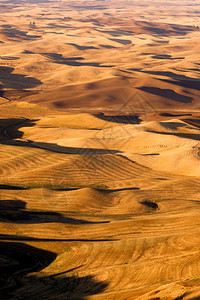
0,0,200,299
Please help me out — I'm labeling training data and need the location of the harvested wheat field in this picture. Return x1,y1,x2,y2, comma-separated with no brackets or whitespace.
0,0,200,299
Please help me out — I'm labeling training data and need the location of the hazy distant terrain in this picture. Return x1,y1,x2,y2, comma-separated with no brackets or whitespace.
0,0,200,299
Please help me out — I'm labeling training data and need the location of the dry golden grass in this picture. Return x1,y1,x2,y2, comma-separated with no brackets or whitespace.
0,0,200,299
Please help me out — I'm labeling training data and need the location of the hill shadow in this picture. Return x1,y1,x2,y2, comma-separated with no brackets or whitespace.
1,117,121,155
0,241,108,299
69,4,108,10
93,113,142,124
23,50,35,54
0,234,118,242
146,129,200,141
129,69,198,82
137,86,193,103
152,54,184,60
0,66,42,90
0,56,20,60
0,89,38,101
99,44,116,49
160,113,192,117
40,53,113,67
158,78,200,92
3,140,121,155
140,200,158,210
0,200,110,225
1,27,41,40
183,118,200,129
96,29,132,37
108,38,132,45
152,40,169,44
149,121,194,131
67,43,99,50
3,140,122,155
143,25,194,36
0,184,29,190
45,23,74,29
1,118,38,139
101,187,140,193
